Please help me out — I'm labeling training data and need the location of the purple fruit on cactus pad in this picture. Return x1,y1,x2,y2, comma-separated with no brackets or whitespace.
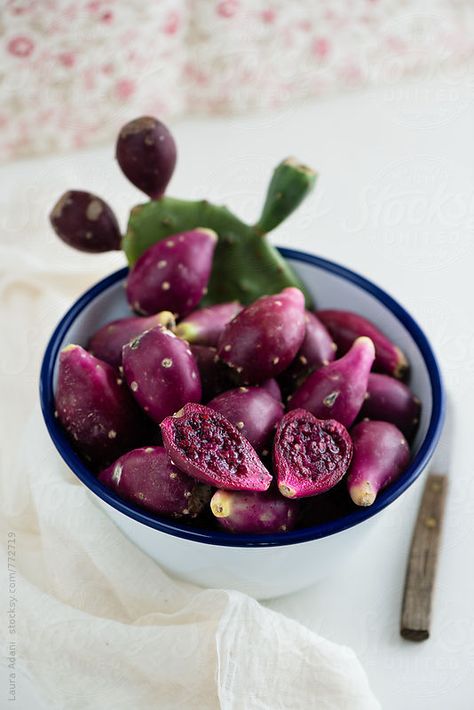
259,378,282,401
347,420,410,506
99,446,211,518
126,228,217,317
210,489,299,534
175,301,242,347
208,386,284,454
217,287,306,384
317,310,409,380
273,409,353,498
190,345,229,402
55,345,142,468
88,311,175,368
50,191,121,253
280,311,336,393
122,326,201,423
116,116,177,199
359,373,421,440
288,336,375,428
160,403,272,491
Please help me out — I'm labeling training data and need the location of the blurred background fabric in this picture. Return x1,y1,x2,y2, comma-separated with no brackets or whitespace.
2,0,474,162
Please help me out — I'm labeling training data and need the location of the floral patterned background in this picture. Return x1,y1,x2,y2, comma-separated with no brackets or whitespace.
1,0,474,162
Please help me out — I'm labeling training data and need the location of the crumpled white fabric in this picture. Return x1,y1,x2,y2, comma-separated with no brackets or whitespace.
1,414,380,710
0,239,380,709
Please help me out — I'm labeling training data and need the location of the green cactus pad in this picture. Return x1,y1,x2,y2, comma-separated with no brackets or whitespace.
255,158,317,234
122,158,317,307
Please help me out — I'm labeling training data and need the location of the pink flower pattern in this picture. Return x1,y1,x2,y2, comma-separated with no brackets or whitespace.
1,0,474,161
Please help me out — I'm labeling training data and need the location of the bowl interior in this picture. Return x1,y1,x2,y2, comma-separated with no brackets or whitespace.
41,249,443,546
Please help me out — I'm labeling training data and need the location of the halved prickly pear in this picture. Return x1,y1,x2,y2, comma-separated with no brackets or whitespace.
273,409,353,499
99,446,211,518
347,420,410,506
122,326,201,423
317,310,409,380
288,336,375,428
160,403,272,491
50,191,121,253
175,301,242,347
210,489,299,534
116,116,177,199
55,345,143,467
208,386,284,454
126,228,217,317
189,345,229,402
88,311,175,368
359,373,421,440
260,378,282,401
217,287,306,384
280,311,336,394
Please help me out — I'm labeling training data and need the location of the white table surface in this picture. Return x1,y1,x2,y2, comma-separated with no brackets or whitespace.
2,70,473,709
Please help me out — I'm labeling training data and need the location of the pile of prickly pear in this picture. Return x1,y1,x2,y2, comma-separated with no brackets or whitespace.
50,116,422,535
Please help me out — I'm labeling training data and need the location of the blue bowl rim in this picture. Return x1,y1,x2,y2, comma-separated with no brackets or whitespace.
39,248,445,548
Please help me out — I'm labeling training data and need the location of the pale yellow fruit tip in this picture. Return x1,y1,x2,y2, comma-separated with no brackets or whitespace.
210,492,231,519
349,481,376,507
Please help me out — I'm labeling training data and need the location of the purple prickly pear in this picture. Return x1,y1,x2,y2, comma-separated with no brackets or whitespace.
190,345,229,402
50,191,121,253
359,373,421,440
160,403,272,491
55,345,143,468
122,326,201,423
208,386,284,454
273,409,353,499
280,311,336,392
175,301,242,347
347,420,410,506
116,116,177,199
126,228,217,317
288,336,375,428
317,310,409,380
88,311,175,368
210,489,299,534
217,287,306,384
259,378,282,401
99,446,211,518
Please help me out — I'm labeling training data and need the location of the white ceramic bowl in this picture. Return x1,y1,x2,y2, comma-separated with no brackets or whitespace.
40,249,444,599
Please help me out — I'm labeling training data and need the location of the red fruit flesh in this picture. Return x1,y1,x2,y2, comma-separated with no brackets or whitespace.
161,403,272,491
274,409,353,498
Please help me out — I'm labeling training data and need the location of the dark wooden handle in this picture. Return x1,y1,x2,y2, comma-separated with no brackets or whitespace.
400,473,448,641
